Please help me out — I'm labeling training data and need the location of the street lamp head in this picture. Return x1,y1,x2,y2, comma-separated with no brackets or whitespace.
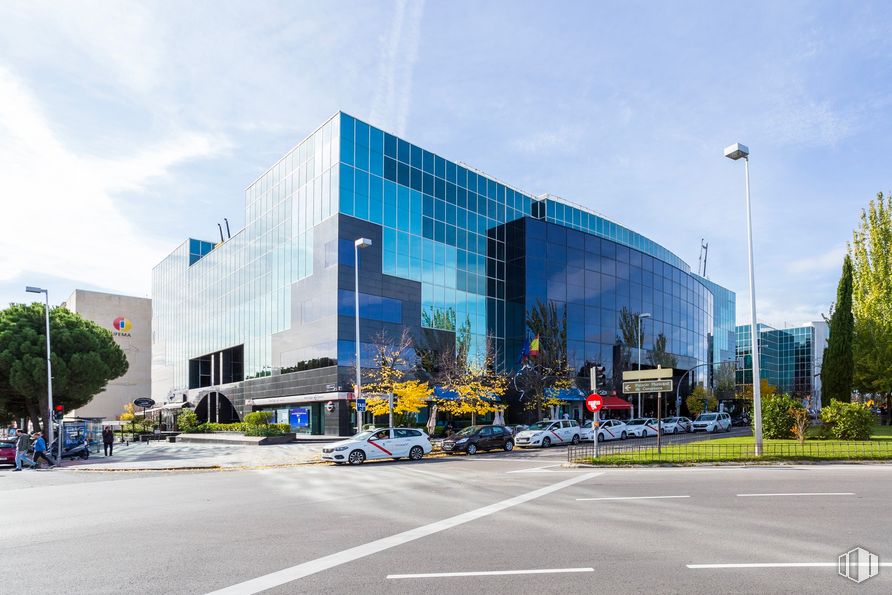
724,143,749,160
25,286,46,294
640,312,652,319
354,237,372,249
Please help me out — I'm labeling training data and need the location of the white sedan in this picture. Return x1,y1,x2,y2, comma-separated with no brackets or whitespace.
580,419,628,442
661,416,692,434
624,418,660,438
322,427,432,465
514,420,581,448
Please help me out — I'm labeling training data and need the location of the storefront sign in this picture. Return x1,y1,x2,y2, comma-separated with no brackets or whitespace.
289,408,309,429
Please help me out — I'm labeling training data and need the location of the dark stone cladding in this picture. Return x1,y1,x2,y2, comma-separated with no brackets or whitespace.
219,366,340,416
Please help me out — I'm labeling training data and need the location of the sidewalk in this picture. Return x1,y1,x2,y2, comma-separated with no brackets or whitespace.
56,441,325,471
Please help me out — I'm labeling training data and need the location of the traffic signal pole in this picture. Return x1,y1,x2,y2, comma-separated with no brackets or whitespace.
590,367,599,459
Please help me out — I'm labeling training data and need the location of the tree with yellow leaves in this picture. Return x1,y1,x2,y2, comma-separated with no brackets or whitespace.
362,329,419,427
365,379,433,427
437,335,508,426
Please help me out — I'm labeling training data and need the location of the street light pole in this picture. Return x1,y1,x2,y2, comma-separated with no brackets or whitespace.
724,143,763,456
354,238,372,434
637,312,651,417
26,287,54,450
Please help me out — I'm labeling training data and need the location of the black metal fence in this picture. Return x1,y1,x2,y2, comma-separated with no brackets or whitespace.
567,440,892,464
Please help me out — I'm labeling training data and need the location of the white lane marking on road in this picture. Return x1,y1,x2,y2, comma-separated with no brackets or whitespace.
576,495,690,501
387,567,594,579
506,464,563,474
688,563,892,569
736,492,855,497
205,472,602,595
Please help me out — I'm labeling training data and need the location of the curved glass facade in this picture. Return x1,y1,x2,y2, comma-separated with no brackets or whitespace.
153,111,735,421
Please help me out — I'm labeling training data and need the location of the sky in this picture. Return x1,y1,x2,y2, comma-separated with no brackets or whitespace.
1,0,890,328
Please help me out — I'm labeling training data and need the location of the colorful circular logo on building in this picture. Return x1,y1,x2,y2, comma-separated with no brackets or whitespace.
112,317,133,332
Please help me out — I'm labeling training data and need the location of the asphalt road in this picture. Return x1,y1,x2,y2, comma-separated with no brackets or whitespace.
1,456,889,594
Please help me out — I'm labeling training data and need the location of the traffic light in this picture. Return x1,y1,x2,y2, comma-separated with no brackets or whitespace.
53,404,64,422
590,363,607,391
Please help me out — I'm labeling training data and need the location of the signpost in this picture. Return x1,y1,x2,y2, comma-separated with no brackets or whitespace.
356,398,366,413
622,380,672,394
622,368,673,453
133,398,155,445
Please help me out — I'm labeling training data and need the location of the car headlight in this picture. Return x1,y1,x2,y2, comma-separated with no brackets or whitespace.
334,446,349,451
456,438,468,444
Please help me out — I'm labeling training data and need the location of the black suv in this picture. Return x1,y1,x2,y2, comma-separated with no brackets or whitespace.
442,425,514,455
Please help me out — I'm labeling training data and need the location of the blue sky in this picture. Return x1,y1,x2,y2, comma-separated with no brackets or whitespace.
1,0,890,327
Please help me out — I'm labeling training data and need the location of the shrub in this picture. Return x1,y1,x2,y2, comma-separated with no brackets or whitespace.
790,407,810,445
820,400,873,440
244,411,274,426
177,410,199,432
761,393,801,439
245,423,291,437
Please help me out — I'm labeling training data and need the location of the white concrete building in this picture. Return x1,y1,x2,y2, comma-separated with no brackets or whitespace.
63,290,152,419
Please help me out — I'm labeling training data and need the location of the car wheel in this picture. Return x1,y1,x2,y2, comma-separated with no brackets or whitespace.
466,443,478,455
348,449,366,465
726,424,732,432
504,440,514,452
81,451,90,459
409,446,424,460
620,431,627,440
711,425,718,434
572,434,580,445
542,437,551,448
596,433,604,443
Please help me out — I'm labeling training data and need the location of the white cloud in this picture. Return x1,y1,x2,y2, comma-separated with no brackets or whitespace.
370,0,426,136
786,244,847,274
0,67,225,295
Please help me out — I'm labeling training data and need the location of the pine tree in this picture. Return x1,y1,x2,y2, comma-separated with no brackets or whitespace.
821,255,854,405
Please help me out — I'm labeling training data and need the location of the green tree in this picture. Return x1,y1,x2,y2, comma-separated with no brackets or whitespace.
0,303,128,433
850,192,892,411
821,254,854,405
685,385,717,418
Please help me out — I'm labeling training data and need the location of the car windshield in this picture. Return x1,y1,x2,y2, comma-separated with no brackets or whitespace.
626,419,645,426
664,418,678,423
454,426,480,437
697,414,717,421
527,422,553,431
351,431,375,440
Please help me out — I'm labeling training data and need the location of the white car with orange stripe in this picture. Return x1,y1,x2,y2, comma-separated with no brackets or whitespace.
624,418,659,438
580,419,628,442
513,419,580,448
321,427,432,465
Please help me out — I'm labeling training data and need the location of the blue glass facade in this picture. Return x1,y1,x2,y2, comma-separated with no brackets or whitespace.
736,323,824,400
152,111,736,430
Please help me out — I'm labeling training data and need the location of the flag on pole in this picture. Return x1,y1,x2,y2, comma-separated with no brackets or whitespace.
529,334,540,357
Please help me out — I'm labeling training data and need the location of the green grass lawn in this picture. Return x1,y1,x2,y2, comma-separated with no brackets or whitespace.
585,426,892,465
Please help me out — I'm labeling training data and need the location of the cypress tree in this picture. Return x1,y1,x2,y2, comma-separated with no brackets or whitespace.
821,254,854,405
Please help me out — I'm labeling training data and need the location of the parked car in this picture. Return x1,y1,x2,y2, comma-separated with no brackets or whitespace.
322,427,432,465
0,440,15,466
580,419,628,442
731,413,750,427
442,425,514,455
692,412,732,433
514,419,581,448
661,416,692,434
624,418,659,438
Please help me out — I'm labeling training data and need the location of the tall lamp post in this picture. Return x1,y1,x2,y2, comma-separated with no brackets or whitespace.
724,142,763,456
637,312,651,417
25,286,54,449
354,238,372,434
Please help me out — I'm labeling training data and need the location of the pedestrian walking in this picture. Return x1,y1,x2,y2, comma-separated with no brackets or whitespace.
102,426,114,456
30,431,56,468
13,430,36,471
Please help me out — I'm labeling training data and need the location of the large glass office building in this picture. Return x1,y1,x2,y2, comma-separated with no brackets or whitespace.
736,321,828,405
152,112,736,435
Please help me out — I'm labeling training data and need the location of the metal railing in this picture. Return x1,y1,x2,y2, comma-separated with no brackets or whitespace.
568,440,892,464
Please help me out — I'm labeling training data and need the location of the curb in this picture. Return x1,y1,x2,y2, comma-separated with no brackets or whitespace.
562,460,892,468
